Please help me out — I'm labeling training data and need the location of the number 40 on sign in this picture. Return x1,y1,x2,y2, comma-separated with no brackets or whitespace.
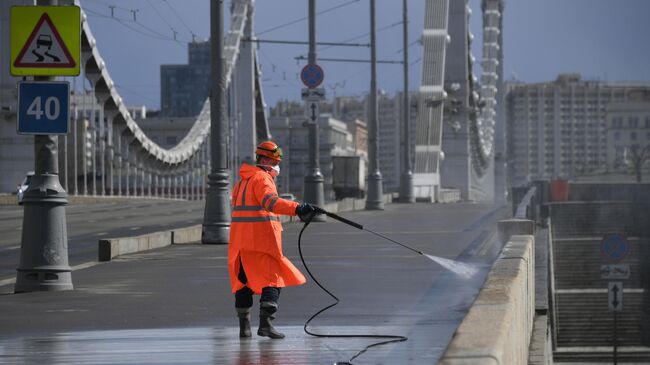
17,81,69,135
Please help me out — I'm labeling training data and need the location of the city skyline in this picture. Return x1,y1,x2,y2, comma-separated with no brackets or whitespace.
80,0,650,111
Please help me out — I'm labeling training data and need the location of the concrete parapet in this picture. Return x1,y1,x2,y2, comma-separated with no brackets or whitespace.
438,235,535,365
497,219,535,244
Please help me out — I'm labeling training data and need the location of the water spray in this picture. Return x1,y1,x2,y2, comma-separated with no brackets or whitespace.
298,207,478,364
312,207,478,279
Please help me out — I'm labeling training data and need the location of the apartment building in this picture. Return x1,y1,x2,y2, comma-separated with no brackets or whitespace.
506,74,650,187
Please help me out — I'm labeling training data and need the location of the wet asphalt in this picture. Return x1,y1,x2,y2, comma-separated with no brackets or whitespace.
0,202,509,364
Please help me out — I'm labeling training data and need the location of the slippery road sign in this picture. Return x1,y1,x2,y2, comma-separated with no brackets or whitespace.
10,6,81,76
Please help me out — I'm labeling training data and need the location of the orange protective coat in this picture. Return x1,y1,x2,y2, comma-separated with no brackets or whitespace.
228,163,305,294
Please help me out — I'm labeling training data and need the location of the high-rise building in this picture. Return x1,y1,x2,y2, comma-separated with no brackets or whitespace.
506,74,650,187
160,41,210,117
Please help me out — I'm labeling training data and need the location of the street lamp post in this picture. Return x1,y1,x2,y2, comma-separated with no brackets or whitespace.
15,0,73,293
202,0,231,244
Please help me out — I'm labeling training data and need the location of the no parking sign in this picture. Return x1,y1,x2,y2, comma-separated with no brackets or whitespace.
600,233,629,262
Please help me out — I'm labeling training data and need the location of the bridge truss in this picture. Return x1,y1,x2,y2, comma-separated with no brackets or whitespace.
54,0,268,199
412,0,504,202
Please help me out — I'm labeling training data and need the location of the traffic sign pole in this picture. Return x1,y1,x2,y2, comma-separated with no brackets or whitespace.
302,0,325,222
14,0,73,293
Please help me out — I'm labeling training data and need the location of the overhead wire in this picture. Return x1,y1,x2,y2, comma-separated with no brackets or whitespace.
146,0,179,40
162,0,200,40
257,0,361,36
83,5,188,48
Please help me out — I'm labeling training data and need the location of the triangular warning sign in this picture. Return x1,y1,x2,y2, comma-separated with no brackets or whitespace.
13,13,76,68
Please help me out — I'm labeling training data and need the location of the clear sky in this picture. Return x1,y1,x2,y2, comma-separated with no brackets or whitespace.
78,0,650,110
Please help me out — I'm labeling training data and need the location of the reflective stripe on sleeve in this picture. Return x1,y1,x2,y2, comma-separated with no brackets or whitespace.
267,197,279,212
261,193,277,209
232,216,281,222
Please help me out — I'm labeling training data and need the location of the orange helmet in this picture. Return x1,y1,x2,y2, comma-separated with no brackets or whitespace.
255,140,283,161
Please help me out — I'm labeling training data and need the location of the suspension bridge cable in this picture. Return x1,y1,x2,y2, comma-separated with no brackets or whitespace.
257,0,361,36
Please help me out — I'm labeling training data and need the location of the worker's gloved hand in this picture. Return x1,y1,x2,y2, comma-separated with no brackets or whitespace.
296,203,319,222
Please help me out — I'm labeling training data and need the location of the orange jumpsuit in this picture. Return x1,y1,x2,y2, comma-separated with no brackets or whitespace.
228,163,306,294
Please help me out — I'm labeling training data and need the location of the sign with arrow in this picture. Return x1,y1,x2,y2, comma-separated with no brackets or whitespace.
305,101,320,124
301,87,324,124
10,6,81,76
608,281,623,312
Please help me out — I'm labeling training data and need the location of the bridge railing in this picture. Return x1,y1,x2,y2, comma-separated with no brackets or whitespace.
438,219,537,364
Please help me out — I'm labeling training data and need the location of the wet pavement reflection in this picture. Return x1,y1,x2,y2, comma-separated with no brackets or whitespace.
0,326,415,364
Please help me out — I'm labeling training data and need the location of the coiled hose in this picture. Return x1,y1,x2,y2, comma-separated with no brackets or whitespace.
297,211,407,364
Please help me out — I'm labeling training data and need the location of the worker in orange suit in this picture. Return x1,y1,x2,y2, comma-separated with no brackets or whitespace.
229,140,320,339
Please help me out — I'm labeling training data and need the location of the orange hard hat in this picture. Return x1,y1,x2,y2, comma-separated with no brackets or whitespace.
255,140,283,161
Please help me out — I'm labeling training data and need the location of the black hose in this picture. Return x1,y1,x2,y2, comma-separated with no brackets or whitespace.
297,212,407,364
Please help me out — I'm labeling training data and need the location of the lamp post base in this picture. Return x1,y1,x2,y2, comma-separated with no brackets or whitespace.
202,171,231,244
399,171,415,203
304,171,326,222
365,171,384,210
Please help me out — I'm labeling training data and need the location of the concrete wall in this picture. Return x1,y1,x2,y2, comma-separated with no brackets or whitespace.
438,233,536,365
567,182,650,202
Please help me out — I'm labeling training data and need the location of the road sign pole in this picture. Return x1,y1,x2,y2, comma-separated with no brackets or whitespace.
303,0,325,220
366,0,384,210
614,310,618,365
399,0,414,203
15,0,72,293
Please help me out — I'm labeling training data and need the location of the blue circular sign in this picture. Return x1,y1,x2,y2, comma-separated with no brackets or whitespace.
600,233,629,262
300,63,324,89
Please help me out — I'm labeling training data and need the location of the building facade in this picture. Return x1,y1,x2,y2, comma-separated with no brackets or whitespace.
606,97,650,177
268,115,358,200
269,92,416,195
160,41,210,117
506,74,650,187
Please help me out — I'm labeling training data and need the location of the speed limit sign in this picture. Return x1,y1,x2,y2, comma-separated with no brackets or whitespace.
17,81,69,135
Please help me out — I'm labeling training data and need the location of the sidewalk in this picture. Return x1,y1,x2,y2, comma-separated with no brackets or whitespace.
0,202,508,364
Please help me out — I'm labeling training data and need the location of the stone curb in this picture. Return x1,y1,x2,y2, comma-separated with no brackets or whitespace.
0,194,184,206
97,194,393,261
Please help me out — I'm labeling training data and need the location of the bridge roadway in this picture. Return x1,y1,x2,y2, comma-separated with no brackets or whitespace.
0,202,508,364
0,199,206,280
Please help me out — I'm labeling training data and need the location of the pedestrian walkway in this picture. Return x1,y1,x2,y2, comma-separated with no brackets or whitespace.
0,202,508,364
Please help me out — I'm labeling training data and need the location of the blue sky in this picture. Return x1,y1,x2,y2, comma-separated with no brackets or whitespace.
78,0,650,110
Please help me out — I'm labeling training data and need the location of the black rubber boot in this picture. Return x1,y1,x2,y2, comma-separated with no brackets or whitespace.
236,307,252,338
257,301,285,339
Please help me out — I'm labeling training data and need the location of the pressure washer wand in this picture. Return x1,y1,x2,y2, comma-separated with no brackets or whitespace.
314,207,424,256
